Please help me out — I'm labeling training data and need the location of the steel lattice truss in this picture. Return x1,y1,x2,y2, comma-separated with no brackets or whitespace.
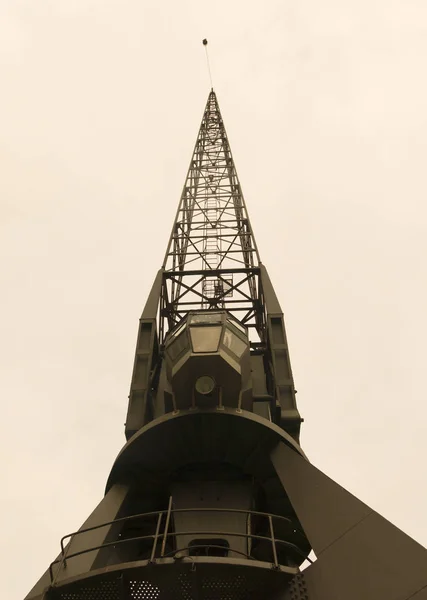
160,90,265,344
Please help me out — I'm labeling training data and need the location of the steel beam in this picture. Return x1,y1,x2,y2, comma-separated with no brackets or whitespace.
271,441,427,599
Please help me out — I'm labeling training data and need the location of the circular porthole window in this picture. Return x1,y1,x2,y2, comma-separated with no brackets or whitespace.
195,375,216,395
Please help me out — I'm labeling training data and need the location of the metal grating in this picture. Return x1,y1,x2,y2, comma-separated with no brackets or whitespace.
201,574,248,600
129,580,161,599
287,572,309,600
58,578,121,600
53,571,265,600
178,573,192,600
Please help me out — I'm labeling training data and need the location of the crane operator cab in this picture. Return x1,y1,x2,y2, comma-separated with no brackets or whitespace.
163,310,252,412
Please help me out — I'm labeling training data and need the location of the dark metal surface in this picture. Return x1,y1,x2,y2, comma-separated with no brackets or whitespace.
47,558,296,600
271,441,427,600
108,408,305,492
24,89,426,600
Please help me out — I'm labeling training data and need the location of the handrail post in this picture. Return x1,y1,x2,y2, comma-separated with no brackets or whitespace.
150,512,163,562
161,496,173,557
50,532,73,585
247,509,252,557
60,536,67,558
268,515,278,568
60,537,71,569
48,562,55,583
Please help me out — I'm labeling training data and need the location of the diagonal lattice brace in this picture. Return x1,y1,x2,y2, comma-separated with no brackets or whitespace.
161,90,263,343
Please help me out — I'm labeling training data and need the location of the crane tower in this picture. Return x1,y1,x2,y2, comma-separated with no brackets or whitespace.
26,90,427,600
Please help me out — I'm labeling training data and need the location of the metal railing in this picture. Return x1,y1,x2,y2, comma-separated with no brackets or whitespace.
49,503,311,584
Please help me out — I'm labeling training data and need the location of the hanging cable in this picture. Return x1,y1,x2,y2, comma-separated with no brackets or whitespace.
203,39,213,90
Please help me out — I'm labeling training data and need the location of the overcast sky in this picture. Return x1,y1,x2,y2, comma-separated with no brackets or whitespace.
1,1,427,598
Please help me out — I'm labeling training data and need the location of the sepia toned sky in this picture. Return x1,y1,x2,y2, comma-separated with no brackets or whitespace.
1,1,427,597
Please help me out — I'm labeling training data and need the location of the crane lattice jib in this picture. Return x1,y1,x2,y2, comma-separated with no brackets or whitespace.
161,90,264,344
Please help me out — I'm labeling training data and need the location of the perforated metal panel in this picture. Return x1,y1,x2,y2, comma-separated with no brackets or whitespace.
287,573,309,600
56,576,248,600
52,560,295,600
58,579,161,600
200,573,248,600
177,573,192,600
129,581,160,599
58,578,121,600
